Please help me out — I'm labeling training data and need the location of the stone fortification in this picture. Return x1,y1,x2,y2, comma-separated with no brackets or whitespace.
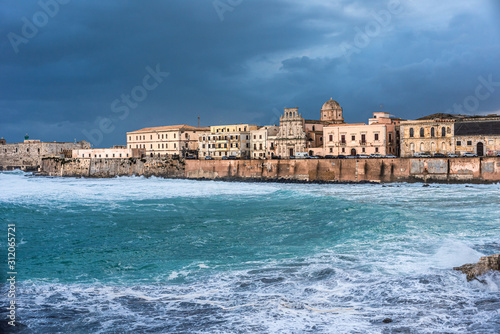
38,156,500,183
40,157,184,178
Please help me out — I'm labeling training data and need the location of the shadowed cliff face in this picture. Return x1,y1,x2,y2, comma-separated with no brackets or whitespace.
454,254,500,281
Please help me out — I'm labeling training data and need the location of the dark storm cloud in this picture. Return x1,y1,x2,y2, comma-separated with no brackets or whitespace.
1,0,499,147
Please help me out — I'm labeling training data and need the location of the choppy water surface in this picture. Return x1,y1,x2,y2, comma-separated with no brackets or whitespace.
1,171,499,333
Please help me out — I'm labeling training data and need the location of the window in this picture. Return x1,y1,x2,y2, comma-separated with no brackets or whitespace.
329,135,333,142
457,141,462,146
202,144,205,149
441,127,446,137
259,144,263,150
420,128,424,137
374,133,379,141
467,141,472,146
389,133,392,142
342,148,345,153
351,135,355,141
341,135,346,143
375,147,379,153
224,144,227,148
361,134,366,143
431,127,435,137
362,148,365,153
253,135,256,139
409,128,414,138
174,134,176,139
330,148,333,153
254,144,257,150
259,135,262,139
150,135,152,140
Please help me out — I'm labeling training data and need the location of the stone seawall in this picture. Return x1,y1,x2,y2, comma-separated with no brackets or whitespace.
184,157,500,183
40,157,184,178
38,157,500,183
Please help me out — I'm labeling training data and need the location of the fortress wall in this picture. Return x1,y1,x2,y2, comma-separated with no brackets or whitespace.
38,157,500,183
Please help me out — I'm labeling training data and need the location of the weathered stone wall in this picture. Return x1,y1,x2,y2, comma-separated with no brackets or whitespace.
184,157,500,183
0,141,90,171
38,156,500,183
40,157,184,178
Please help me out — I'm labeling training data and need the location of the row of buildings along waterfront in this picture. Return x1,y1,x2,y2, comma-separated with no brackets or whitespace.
2,98,499,171
124,98,499,159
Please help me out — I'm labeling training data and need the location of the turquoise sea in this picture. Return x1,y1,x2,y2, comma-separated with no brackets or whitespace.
1,171,500,333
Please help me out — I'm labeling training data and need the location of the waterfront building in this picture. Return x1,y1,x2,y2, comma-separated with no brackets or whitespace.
0,135,90,170
198,124,258,159
250,126,279,159
72,146,144,159
399,114,500,157
454,117,500,156
276,98,345,158
323,112,400,156
275,108,307,158
399,115,456,157
127,125,209,158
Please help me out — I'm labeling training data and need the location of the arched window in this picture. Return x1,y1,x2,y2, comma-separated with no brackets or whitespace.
410,143,414,152
430,127,435,137
409,128,414,138
441,127,446,137
420,143,424,151
420,128,425,137
442,142,446,150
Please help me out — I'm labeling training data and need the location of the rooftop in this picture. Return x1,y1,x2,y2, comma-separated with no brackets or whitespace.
127,125,210,133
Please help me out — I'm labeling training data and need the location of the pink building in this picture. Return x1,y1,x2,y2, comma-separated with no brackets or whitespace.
323,112,401,156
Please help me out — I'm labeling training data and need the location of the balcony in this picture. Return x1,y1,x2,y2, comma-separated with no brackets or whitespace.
359,141,367,146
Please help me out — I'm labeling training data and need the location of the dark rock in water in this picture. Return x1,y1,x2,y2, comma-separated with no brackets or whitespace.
453,254,500,282
422,184,430,187
383,318,393,323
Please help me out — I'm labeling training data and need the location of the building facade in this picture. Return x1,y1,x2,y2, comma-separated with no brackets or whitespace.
0,136,90,170
275,108,307,158
250,126,279,159
72,146,144,159
198,124,258,159
399,118,455,157
323,112,400,156
275,99,346,158
127,125,209,158
454,118,500,156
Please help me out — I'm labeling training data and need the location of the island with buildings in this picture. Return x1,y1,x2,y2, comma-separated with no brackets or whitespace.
1,98,500,183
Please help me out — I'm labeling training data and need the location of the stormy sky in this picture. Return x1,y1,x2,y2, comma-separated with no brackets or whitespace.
1,0,500,147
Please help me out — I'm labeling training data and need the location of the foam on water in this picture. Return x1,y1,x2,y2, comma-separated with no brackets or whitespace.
1,172,499,333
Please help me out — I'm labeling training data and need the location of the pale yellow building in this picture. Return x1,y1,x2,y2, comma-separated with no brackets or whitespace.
250,126,279,159
399,117,456,157
324,112,400,156
127,125,209,158
198,124,258,159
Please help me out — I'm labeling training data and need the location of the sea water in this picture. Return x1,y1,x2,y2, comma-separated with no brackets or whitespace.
0,171,499,333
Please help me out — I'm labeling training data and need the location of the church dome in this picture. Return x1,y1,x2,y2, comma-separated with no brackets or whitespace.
322,98,341,110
